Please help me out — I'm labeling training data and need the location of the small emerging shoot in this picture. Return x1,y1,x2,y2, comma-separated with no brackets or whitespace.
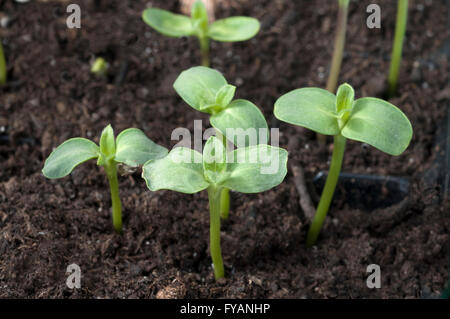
42,125,168,233
174,66,269,219
142,0,260,66
91,57,109,77
274,83,413,246
142,136,288,279
388,0,409,97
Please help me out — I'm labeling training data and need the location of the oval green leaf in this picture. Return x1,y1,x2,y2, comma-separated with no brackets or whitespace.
222,145,288,193
115,128,168,167
341,97,413,156
173,66,228,112
142,147,209,194
42,138,99,179
208,17,260,42
210,99,268,147
274,88,339,135
142,8,194,38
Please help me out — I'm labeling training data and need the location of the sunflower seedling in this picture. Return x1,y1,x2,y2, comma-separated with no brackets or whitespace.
174,66,269,219
42,125,168,233
142,0,260,66
142,136,288,279
274,83,413,246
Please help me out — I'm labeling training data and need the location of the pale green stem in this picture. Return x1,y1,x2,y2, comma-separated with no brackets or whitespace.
215,130,230,220
220,188,230,219
326,0,349,93
307,134,346,246
207,186,224,280
104,161,122,233
0,41,6,85
388,0,408,98
199,36,210,67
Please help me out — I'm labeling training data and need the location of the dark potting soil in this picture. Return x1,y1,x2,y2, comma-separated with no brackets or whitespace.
0,0,449,298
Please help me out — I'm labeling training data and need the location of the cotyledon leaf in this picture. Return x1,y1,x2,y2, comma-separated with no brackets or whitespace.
42,138,99,179
341,97,413,156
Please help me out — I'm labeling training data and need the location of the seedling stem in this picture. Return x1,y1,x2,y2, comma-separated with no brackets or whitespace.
388,0,408,98
208,186,225,279
326,0,349,94
220,188,230,219
0,41,6,85
199,36,210,67
306,134,346,246
104,160,123,233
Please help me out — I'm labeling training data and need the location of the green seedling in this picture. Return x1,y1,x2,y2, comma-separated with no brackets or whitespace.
91,57,109,77
274,83,413,246
0,41,7,85
42,125,168,233
388,0,408,97
142,135,288,279
173,66,269,219
318,0,350,144
142,0,260,66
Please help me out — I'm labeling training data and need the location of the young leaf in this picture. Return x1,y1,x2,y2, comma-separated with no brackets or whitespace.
42,138,99,179
191,0,208,33
202,136,227,184
142,147,209,194
215,84,236,109
222,145,288,193
115,128,168,167
99,124,116,157
274,88,339,135
335,83,354,114
173,66,228,112
142,8,194,37
210,99,268,147
341,97,413,156
209,17,260,42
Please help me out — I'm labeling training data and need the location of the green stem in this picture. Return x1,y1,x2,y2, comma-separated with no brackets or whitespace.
104,161,122,233
306,134,346,246
326,0,349,94
0,41,7,85
207,186,224,280
199,36,210,67
220,188,230,219
388,0,408,98
216,132,230,220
